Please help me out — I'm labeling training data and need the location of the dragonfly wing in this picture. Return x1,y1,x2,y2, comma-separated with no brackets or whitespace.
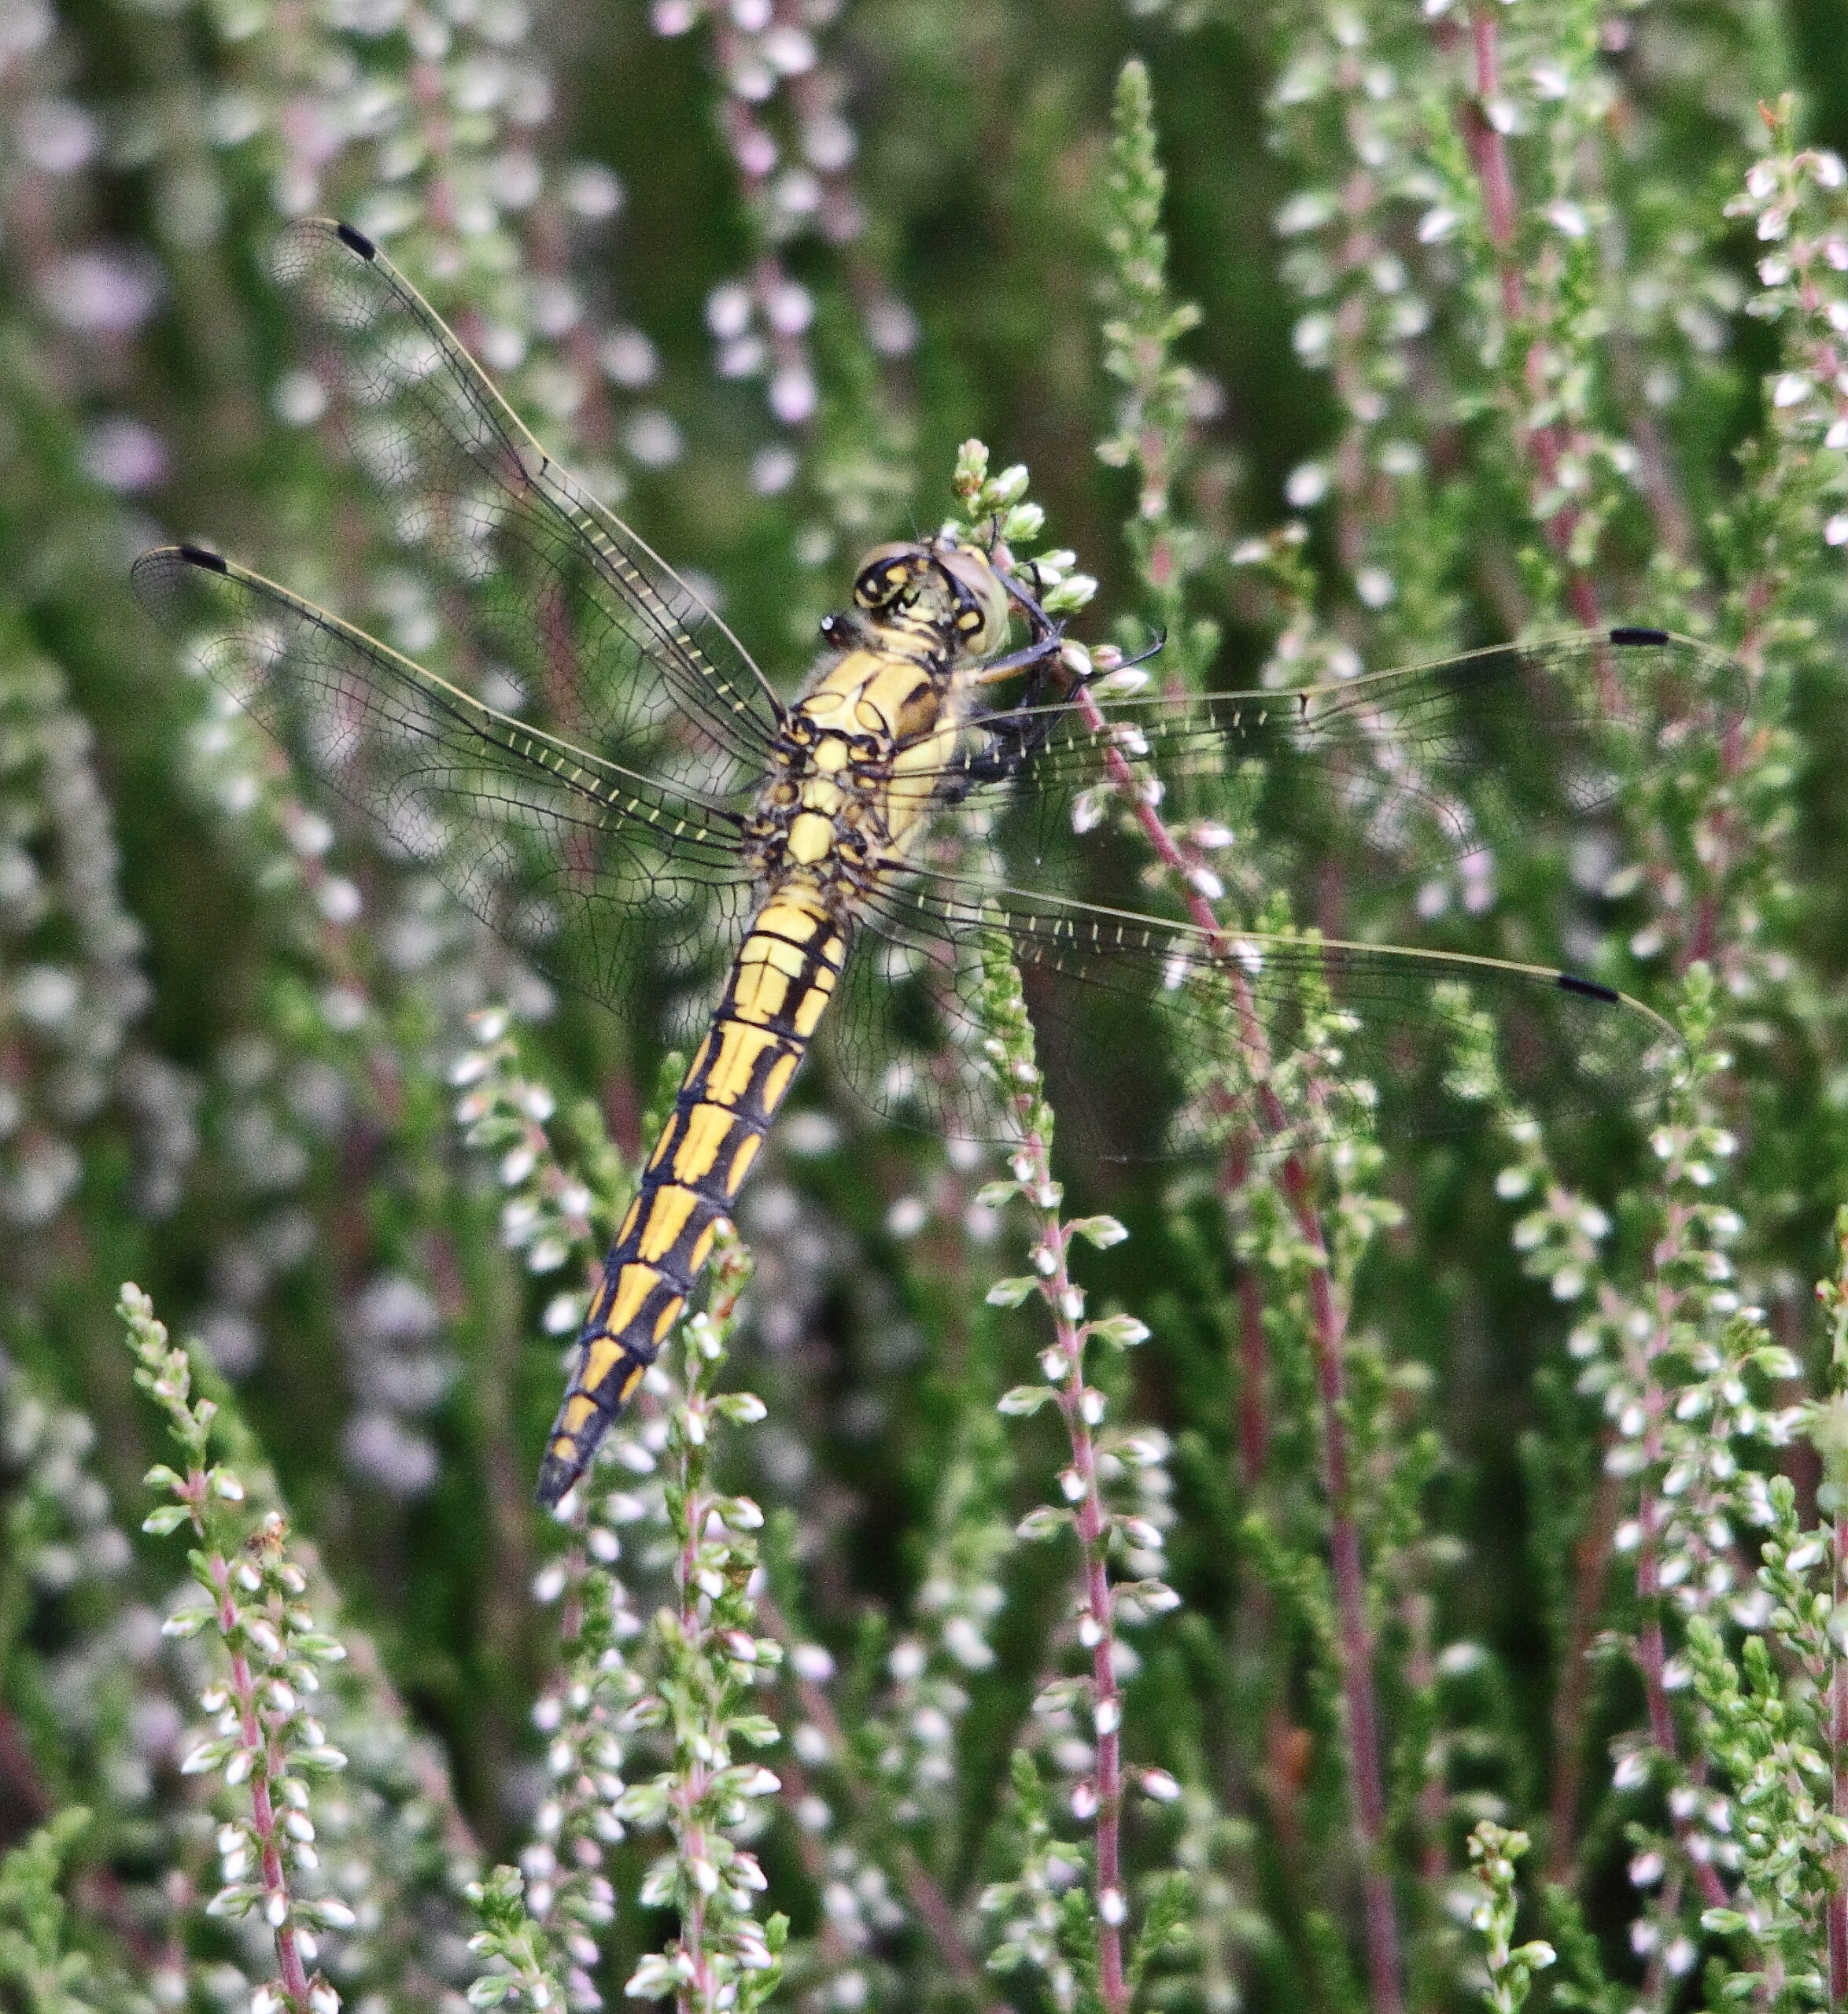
823,899,1004,1150
134,545,758,1014
955,629,1748,909
829,864,1679,1157
819,628,1732,1156
270,217,784,785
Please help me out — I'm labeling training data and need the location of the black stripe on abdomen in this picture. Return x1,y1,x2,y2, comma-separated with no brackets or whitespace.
534,896,848,1505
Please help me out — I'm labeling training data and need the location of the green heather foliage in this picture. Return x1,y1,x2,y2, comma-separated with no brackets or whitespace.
9,0,1848,2008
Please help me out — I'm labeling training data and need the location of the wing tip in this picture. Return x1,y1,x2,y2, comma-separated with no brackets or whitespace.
176,543,228,574
1557,970,1621,1005
334,219,378,260
1609,625,1669,647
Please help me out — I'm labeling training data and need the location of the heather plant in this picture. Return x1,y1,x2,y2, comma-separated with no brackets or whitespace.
8,2,1848,2012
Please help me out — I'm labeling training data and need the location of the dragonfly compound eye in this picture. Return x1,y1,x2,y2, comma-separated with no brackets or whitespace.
935,546,1011,656
852,541,929,614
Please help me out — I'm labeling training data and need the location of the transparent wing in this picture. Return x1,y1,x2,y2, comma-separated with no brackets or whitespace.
822,627,1737,1154
828,868,1676,1157
133,546,758,1011
269,217,784,783
947,629,1747,904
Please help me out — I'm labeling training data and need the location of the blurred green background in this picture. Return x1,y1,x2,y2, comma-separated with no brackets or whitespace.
8,0,1848,2007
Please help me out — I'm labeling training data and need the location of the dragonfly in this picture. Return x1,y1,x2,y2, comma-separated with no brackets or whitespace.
134,219,1746,1507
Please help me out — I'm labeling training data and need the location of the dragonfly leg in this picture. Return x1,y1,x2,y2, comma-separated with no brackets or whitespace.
992,559,1064,639
946,676,1072,794
1112,629,1167,673
943,579,1104,797
970,634,1067,682
995,553,1167,681
939,739,1024,800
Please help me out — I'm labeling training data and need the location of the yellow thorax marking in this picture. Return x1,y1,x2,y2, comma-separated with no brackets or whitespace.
800,776,846,814
801,685,854,727
788,813,835,865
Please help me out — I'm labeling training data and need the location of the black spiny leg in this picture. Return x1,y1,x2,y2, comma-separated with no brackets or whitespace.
969,633,1068,681
946,553,1169,802
947,560,1086,798
950,672,1068,797
946,655,1068,800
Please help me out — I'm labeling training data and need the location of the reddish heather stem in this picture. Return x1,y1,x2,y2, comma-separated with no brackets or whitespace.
1283,1163,1406,2014
1546,1462,1619,1883
1008,1107,1129,2014
1831,1509,1848,2003
1074,683,1405,2014
1438,6,1604,633
1223,1138,1271,1488
205,1540,312,2008
1467,9,1522,308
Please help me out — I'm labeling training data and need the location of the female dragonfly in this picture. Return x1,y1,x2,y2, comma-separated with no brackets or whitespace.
135,219,1743,1506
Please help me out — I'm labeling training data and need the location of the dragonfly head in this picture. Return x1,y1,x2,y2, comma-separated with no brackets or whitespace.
850,540,1011,658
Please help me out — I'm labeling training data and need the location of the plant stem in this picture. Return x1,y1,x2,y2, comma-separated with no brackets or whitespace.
1437,3,1604,633
1073,683,1405,2014
1831,1507,1848,2004
1002,1099,1130,2014
210,1562,314,2008
1283,1163,1404,2014
1546,1465,1618,1883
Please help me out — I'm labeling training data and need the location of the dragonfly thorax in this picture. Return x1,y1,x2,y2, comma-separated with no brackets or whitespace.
743,596,997,896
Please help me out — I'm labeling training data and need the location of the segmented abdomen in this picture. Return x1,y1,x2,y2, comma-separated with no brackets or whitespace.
535,889,848,1505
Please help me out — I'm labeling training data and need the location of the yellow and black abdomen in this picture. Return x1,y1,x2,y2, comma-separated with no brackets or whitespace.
536,887,848,1505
